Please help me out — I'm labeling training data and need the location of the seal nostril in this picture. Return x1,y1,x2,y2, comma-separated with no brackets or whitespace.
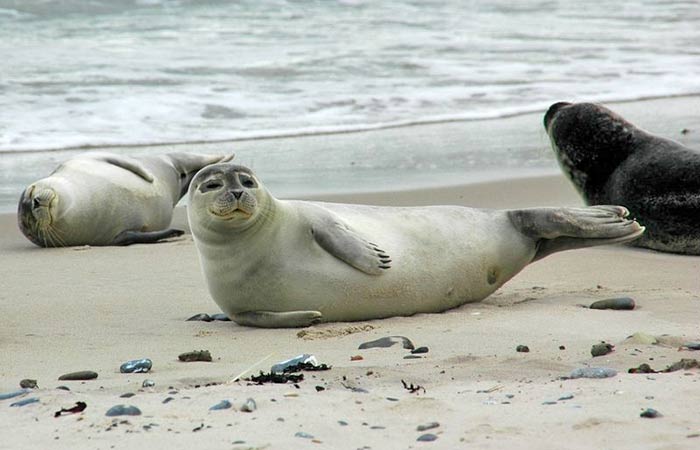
32,198,41,209
231,190,243,199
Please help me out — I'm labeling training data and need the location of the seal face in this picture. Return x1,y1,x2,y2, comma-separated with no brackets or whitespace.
545,101,700,254
188,163,643,328
18,152,233,247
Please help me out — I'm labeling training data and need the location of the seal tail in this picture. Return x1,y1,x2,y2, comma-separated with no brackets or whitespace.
507,205,645,262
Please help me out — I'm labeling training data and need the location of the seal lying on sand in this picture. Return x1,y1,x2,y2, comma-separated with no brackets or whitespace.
187,163,644,327
19,152,233,247
545,101,700,254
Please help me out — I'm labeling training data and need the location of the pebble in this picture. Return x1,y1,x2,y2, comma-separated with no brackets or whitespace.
178,350,212,362
516,345,530,353
120,393,136,398
350,355,364,361
10,397,39,407
162,397,174,404
403,355,422,359
358,336,415,350
142,379,156,388
417,433,438,442
295,432,314,439
0,389,29,401
338,420,348,426
58,371,98,381
105,405,142,417
640,408,661,418
210,313,231,321
568,367,617,379
411,346,429,354
542,401,558,405
589,297,635,310
209,400,232,411
55,386,70,391
558,394,575,401
186,313,213,322
240,398,257,413
19,379,38,389
416,422,440,432
120,358,153,374
591,343,614,357
682,342,700,350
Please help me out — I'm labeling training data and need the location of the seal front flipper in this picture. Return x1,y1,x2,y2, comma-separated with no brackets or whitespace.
112,228,184,246
311,215,391,275
232,311,323,328
91,153,155,183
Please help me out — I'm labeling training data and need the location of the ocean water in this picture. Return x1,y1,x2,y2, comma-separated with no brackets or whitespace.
1,0,699,210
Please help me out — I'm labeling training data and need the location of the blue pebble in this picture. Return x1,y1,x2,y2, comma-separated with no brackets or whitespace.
120,358,153,374
417,433,438,442
0,389,30,401
295,431,314,439
105,405,142,417
10,397,39,407
209,400,232,410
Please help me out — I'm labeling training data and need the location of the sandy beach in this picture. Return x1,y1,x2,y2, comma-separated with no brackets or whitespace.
2,98,700,449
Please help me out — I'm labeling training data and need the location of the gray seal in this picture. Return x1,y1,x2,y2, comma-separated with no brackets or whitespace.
187,163,644,327
18,152,232,247
545,101,700,254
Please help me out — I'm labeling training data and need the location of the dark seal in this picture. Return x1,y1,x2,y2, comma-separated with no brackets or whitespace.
544,101,700,255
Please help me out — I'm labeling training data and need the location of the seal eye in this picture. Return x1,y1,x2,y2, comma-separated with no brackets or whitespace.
239,174,256,188
200,180,224,193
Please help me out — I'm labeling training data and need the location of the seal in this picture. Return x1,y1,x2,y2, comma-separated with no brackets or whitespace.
18,151,233,247
187,163,644,327
545,101,700,254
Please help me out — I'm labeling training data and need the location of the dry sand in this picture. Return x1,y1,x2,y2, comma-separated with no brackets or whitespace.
2,99,700,449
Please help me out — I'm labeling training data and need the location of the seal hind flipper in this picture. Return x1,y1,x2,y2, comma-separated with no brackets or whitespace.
112,228,184,246
93,154,156,183
232,310,323,328
311,216,391,275
508,206,645,261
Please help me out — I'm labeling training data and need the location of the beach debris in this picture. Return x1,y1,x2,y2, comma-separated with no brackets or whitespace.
247,371,304,384
295,432,314,439
568,367,617,379
192,423,205,432
629,359,700,374
178,350,212,362
629,363,656,374
120,393,135,398
476,385,504,394
681,342,700,351
359,336,415,350
591,342,614,357
210,313,231,321
54,401,87,417
58,370,98,381
0,389,29,401
402,379,425,394
209,400,232,411
416,422,440,432
640,408,661,418
120,358,153,374
417,433,438,442
105,405,142,417
10,397,39,407
297,324,375,340
271,354,330,373
411,346,429,354
350,355,364,361
186,313,213,322
240,398,257,412
589,297,635,310
142,379,156,388
516,345,530,353
19,379,38,389
340,381,369,393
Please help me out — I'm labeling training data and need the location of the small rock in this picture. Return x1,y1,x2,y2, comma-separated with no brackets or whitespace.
0,389,29,401
19,379,38,389
315,386,325,392
403,355,422,359
338,420,348,426
516,345,530,353
105,405,142,417
350,355,364,361
142,379,156,388
640,408,661,418
55,386,70,391
411,346,429,354
10,397,39,407
558,394,574,401
589,297,635,310
120,393,136,398
416,422,440,432
559,345,566,350
591,343,614,357
417,433,438,442
386,397,399,402
681,342,700,350
629,363,656,374
162,397,174,404
568,367,617,379
542,401,557,405
178,350,212,362
120,358,153,374
58,371,98,381
186,313,213,322
210,313,231,321
295,431,314,439
681,128,690,135
358,336,415,350
209,400,232,411
240,398,256,413
663,358,699,372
